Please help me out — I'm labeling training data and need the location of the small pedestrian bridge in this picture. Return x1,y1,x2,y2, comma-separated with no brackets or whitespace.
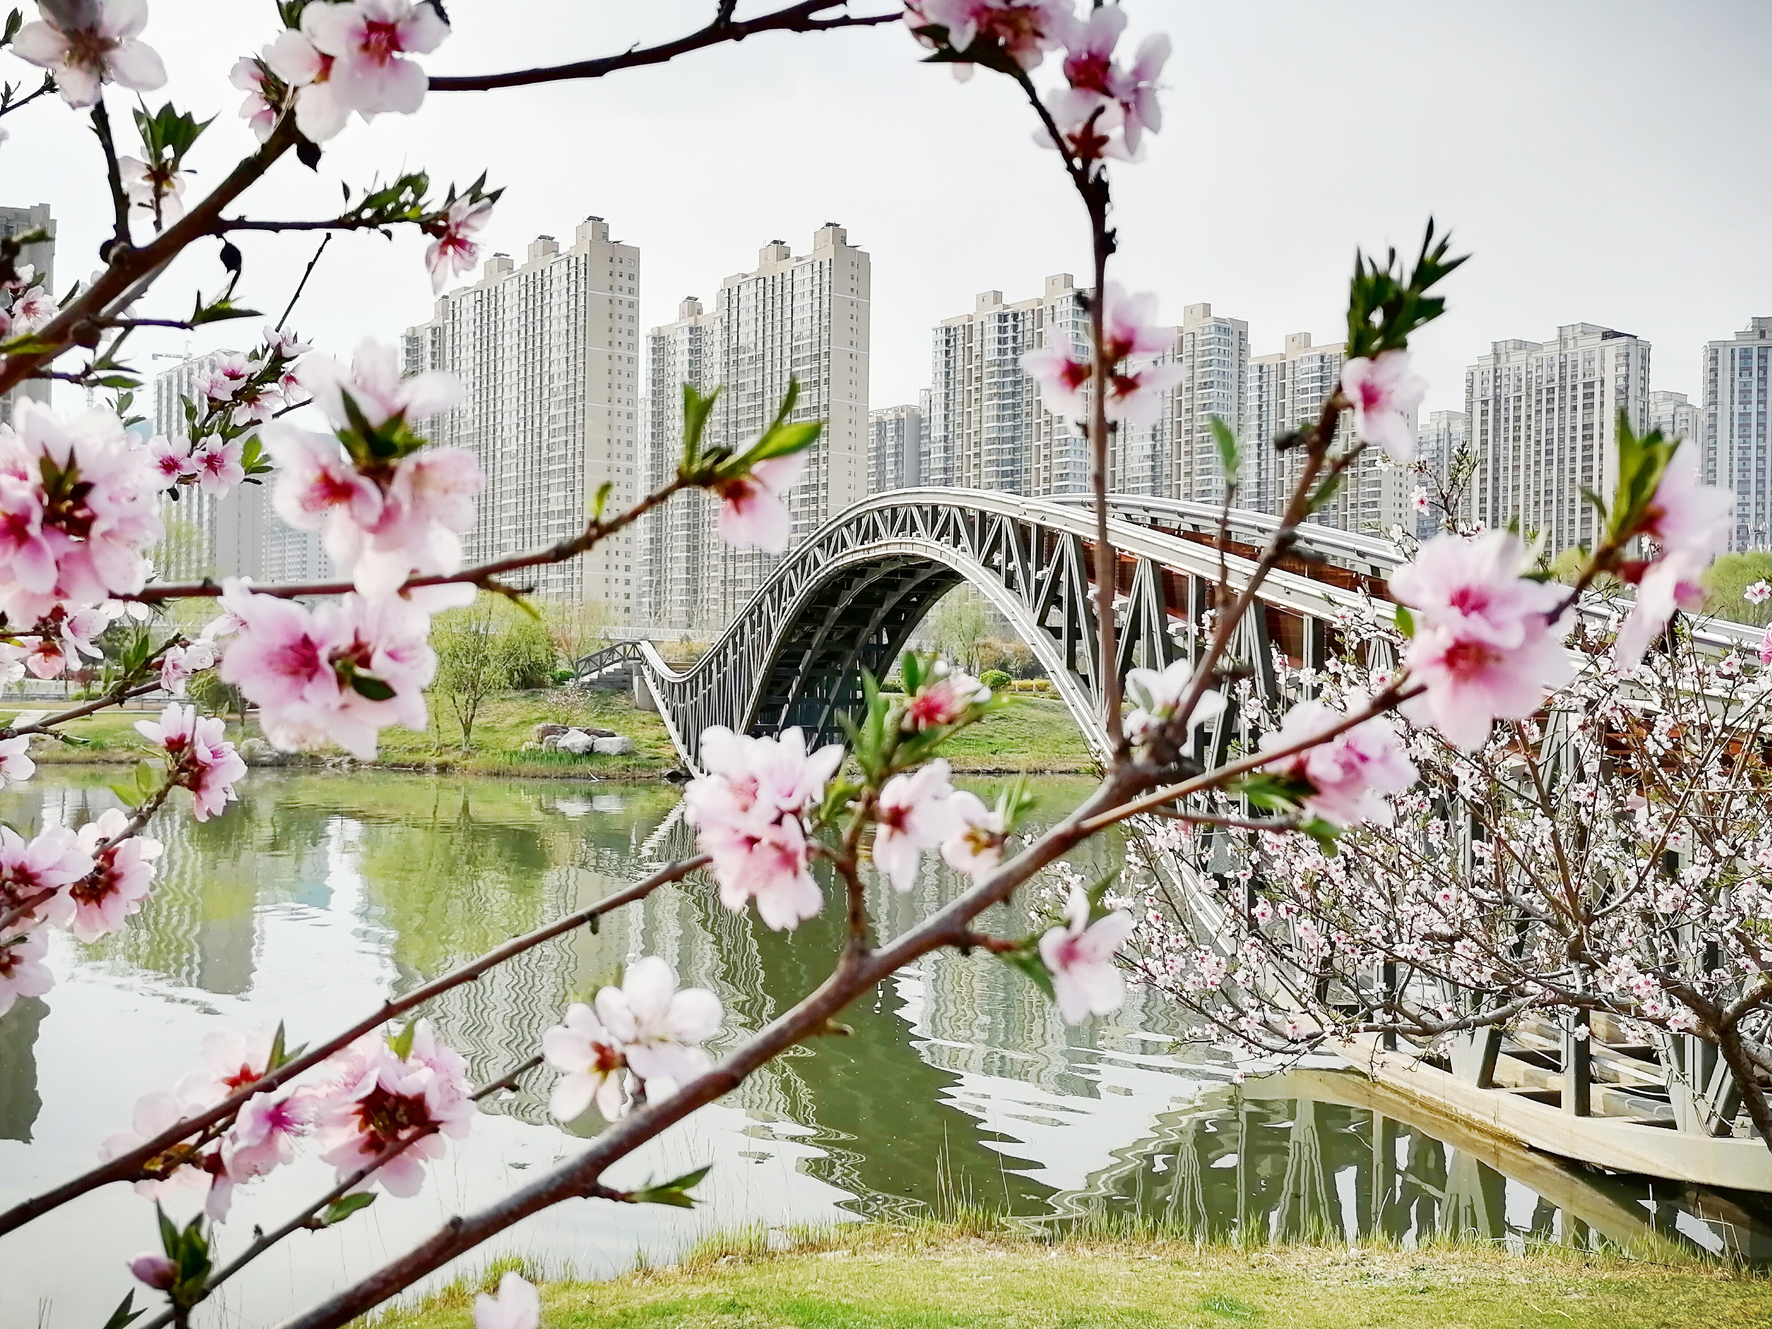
579,487,1771,1191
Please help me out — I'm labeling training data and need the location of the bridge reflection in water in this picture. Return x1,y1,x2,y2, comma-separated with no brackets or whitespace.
2,767,1769,1304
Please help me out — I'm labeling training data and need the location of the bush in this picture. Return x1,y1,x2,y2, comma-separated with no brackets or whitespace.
979,669,1012,690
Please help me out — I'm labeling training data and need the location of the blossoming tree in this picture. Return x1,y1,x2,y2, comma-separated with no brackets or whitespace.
0,3,1749,1328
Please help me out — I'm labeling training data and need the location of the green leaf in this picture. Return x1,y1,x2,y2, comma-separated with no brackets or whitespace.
108,779,145,810
388,1019,417,1061
1000,948,1056,1002
99,1291,146,1329
348,671,396,702
156,1203,180,1259
592,480,613,521
1231,771,1317,813
1392,604,1414,639
680,383,722,468
1299,817,1342,856
1210,415,1240,480
318,1192,377,1226
629,1163,712,1209
741,419,822,466
267,1021,288,1073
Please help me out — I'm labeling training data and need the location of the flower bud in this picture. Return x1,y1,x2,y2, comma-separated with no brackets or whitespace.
128,1253,178,1290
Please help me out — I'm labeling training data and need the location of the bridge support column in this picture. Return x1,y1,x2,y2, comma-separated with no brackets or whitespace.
632,673,658,713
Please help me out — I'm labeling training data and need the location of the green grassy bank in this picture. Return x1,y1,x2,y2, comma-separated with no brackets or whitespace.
367,1223,1769,1329
13,688,1096,779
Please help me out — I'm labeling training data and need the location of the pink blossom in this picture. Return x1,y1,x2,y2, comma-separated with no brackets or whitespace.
703,815,824,931
874,760,958,893
1122,659,1228,753
940,790,1006,879
97,1089,211,1203
1341,351,1428,462
904,665,991,730
218,587,435,758
1037,885,1133,1024
262,28,350,142
158,640,217,696
263,325,312,359
135,702,246,820
8,285,58,334
1390,531,1573,750
222,1090,311,1182
1258,699,1418,828
540,1003,630,1122
1745,580,1770,606
1113,32,1170,155
312,1020,474,1197
0,927,53,1017
45,807,162,942
230,56,278,141
426,197,492,294
913,0,1073,75
0,823,92,926
174,1026,276,1107
147,433,195,487
127,1253,177,1291
266,426,385,544
0,734,34,787
1410,485,1431,514
0,401,164,621
715,452,803,554
350,445,484,597
303,0,450,118
11,0,167,108
1614,551,1709,674
196,352,254,403
1021,334,1091,421
474,1272,540,1329
1759,625,1772,668
191,439,245,496
593,956,722,1092
686,726,843,834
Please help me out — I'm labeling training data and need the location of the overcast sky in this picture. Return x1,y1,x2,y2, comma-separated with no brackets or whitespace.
5,1,1769,417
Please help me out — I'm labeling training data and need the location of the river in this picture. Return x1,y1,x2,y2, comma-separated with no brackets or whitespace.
1,769,1767,1326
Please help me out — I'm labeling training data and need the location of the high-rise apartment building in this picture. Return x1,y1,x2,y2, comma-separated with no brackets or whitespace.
1,204,55,425
639,295,717,634
1414,409,1468,535
1701,318,1772,551
1648,389,1704,450
1465,324,1651,555
927,275,1087,495
403,216,640,612
869,402,923,492
150,353,327,583
1168,303,1248,504
639,226,870,633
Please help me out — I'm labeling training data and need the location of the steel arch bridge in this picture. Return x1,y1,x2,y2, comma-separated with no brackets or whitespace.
577,486,1771,1189
578,488,1406,772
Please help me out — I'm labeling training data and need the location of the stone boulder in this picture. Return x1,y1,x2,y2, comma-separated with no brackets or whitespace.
591,735,635,757
533,722,569,741
556,729,598,755
237,737,285,767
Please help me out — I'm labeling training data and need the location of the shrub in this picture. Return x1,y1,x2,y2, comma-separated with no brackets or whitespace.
979,669,1012,690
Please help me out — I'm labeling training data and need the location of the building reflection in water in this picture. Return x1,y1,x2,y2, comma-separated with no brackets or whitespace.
2,769,1769,1269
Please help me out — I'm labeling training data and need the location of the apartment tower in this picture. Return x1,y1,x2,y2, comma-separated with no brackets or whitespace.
403,216,640,614
1168,303,1249,504
869,402,923,492
1700,318,1772,551
1465,324,1650,555
1,204,54,426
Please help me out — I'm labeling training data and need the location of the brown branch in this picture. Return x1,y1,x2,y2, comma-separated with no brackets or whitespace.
124,473,696,603
0,855,706,1236
427,3,898,92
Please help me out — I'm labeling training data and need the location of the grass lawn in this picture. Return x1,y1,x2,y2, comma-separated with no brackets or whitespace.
13,689,1095,778
369,1225,1770,1329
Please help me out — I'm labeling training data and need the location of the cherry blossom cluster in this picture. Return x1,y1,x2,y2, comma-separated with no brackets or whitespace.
1022,283,1186,428
136,703,247,821
149,327,311,501
0,399,165,628
11,0,168,108
0,809,162,1016
0,263,59,344
540,957,723,1123
231,0,451,146
1610,440,1735,671
106,1017,473,1250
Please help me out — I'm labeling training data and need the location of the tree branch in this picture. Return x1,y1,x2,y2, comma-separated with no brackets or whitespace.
426,3,898,93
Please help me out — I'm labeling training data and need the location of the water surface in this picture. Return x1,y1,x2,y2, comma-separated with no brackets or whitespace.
1,770,1766,1327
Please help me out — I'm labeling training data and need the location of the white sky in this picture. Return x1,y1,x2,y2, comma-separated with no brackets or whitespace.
5,1,1769,418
